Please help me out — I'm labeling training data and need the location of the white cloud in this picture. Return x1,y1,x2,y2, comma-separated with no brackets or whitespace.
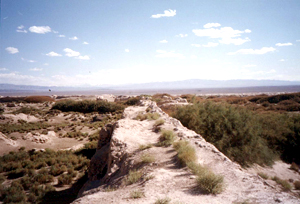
190,55,197,59
0,68,8,71
176,34,188,38
243,64,257,68
76,55,90,60
44,63,49,66
63,48,80,57
46,52,62,57
52,30,59,34
203,42,219,47
125,49,130,52
16,25,27,33
297,40,300,42
203,23,221,28
219,37,250,45
151,9,176,18
6,47,19,54
83,41,89,45
29,26,51,34
275,42,293,46
29,68,43,71
228,47,276,55
191,44,201,47
159,40,168,43
156,50,185,59
21,57,36,62
280,59,285,62
193,26,251,45
58,35,65,38
69,36,78,40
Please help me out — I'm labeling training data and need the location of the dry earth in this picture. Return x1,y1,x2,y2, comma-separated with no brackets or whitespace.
73,100,300,204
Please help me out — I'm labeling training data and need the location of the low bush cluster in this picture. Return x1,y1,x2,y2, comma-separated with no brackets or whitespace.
0,122,50,134
174,101,300,166
158,129,176,147
24,96,55,103
125,170,143,185
135,112,160,121
52,99,125,114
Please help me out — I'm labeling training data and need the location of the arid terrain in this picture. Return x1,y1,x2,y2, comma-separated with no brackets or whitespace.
0,93,300,203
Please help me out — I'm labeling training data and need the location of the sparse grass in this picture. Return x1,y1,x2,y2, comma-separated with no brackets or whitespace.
294,180,300,190
158,129,176,147
130,190,144,199
13,106,45,116
173,140,197,166
258,172,269,180
62,131,88,139
57,174,73,186
125,170,143,185
154,197,171,204
173,140,224,195
138,144,153,151
154,119,165,127
272,176,292,191
103,185,117,192
140,153,155,164
135,112,160,121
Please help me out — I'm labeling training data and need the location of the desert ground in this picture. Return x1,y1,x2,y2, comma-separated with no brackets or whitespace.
0,93,300,203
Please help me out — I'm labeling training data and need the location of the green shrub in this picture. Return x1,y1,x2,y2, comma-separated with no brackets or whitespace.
3,181,26,203
0,122,51,134
154,197,171,204
140,153,155,164
272,176,292,191
124,97,140,106
130,190,144,199
135,112,160,121
154,119,165,127
174,101,276,166
58,174,73,186
195,171,224,194
125,170,143,185
173,140,197,166
158,130,176,147
52,99,125,114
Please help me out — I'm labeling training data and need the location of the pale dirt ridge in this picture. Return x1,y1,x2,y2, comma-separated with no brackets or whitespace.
73,100,300,204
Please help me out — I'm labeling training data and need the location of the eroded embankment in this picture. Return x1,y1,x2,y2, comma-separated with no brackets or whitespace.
74,100,300,204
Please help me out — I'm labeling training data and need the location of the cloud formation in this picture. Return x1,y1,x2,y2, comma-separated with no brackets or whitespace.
83,42,89,45
21,57,36,62
0,68,8,71
193,24,251,45
203,42,219,47
275,43,293,46
125,49,130,52
228,47,276,55
46,52,62,57
151,9,176,18
6,47,19,54
69,36,78,40
29,68,43,71
76,55,90,60
58,35,65,37
64,48,80,57
203,23,221,28
16,25,27,33
29,26,51,34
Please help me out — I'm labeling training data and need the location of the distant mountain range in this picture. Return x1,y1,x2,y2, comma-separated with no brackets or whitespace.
1,79,300,92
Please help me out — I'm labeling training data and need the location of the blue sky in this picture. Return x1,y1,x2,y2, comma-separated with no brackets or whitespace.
1,0,300,86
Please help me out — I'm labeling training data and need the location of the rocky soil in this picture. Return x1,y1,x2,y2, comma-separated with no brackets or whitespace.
73,100,300,204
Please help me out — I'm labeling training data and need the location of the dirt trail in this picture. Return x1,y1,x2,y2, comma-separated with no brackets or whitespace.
73,100,300,204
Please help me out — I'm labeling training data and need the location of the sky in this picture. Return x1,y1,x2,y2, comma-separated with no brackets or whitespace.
1,0,300,87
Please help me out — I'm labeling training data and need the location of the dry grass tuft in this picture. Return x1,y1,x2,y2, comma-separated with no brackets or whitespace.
138,144,153,151
125,170,143,185
258,172,269,180
140,153,155,164
130,190,144,199
158,129,176,147
272,176,292,191
154,197,171,204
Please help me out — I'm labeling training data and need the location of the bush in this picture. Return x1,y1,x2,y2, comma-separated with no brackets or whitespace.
154,119,165,127
272,176,292,191
174,101,277,166
125,170,143,185
258,172,269,179
173,140,197,166
138,144,153,151
158,130,176,147
154,197,171,204
124,97,140,106
140,154,155,164
58,174,73,186
130,190,144,199
195,170,224,194
135,112,160,121
24,96,55,103
52,99,125,114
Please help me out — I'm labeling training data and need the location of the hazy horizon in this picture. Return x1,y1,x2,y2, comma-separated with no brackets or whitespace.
1,0,300,86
